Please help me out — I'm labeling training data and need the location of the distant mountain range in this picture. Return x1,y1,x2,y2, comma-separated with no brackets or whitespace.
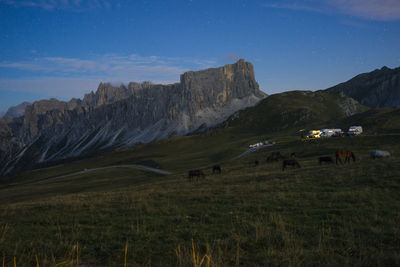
0,59,266,177
325,66,400,108
1,61,399,178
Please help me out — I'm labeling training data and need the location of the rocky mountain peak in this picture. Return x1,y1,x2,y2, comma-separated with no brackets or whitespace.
180,59,263,107
0,59,266,177
29,98,68,114
81,82,130,107
4,102,31,118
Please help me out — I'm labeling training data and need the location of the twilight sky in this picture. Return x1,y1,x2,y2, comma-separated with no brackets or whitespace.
1,0,400,112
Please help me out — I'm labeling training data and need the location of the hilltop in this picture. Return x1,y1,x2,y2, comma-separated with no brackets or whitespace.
224,90,367,134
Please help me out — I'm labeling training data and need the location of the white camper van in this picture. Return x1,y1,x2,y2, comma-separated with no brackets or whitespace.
347,126,363,136
320,129,342,138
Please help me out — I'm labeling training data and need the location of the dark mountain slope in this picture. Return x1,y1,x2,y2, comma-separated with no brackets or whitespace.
325,66,400,108
225,90,367,134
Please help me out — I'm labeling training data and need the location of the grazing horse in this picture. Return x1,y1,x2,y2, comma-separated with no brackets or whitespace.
267,152,284,162
282,159,301,171
212,165,222,174
371,150,391,159
188,170,205,180
319,156,334,165
335,150,356,164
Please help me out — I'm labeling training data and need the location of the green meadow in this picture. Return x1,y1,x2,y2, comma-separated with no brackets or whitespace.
1,92,400,266
0,131,399,266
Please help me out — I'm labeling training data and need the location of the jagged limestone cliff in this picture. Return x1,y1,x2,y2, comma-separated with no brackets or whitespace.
0,59,266,177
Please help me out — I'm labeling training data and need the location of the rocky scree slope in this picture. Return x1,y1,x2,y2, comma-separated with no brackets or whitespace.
0,59,266,177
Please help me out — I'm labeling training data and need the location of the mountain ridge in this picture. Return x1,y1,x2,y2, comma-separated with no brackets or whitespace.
0,59,266,177
325,66,400,108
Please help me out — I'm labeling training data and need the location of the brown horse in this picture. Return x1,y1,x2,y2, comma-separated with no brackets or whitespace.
335,150,356,164
282,159,301,171
188,170,205,180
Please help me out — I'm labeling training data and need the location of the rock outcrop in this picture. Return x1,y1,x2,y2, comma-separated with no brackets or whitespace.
4,102,31,118
326,66,400,108
0,59,266,177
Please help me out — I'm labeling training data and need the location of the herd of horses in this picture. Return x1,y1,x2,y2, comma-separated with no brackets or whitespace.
187,149,358,180
187,165,221,180
262,150,356,171
280,150,357,170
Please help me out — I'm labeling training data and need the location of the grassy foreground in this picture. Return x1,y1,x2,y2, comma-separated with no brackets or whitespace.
0,133,399,266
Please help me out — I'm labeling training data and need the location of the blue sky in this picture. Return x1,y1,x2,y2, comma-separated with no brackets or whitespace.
1,0,400,112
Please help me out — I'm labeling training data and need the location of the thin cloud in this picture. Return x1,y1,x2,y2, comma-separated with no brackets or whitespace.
0,78,100,99
328,0,400,21
339,19,370,28
263,2,325,13
0,62,51,72
0,54,216,78
221,54,242,63
0,77,184,101
263,0,400,21
0,0,110,11
0,54,217,99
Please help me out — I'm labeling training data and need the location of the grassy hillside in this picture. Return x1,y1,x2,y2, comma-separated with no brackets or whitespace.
225,90,367,134
0,134,399,266
332,108,400,134
1,91,400,266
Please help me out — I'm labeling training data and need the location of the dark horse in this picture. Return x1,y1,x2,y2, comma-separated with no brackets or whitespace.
319,156,334,164
188,170,205,180
267,152,284,162
212,165,222,174
282,159,301,171
335,150,356,164
249,160,259,167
